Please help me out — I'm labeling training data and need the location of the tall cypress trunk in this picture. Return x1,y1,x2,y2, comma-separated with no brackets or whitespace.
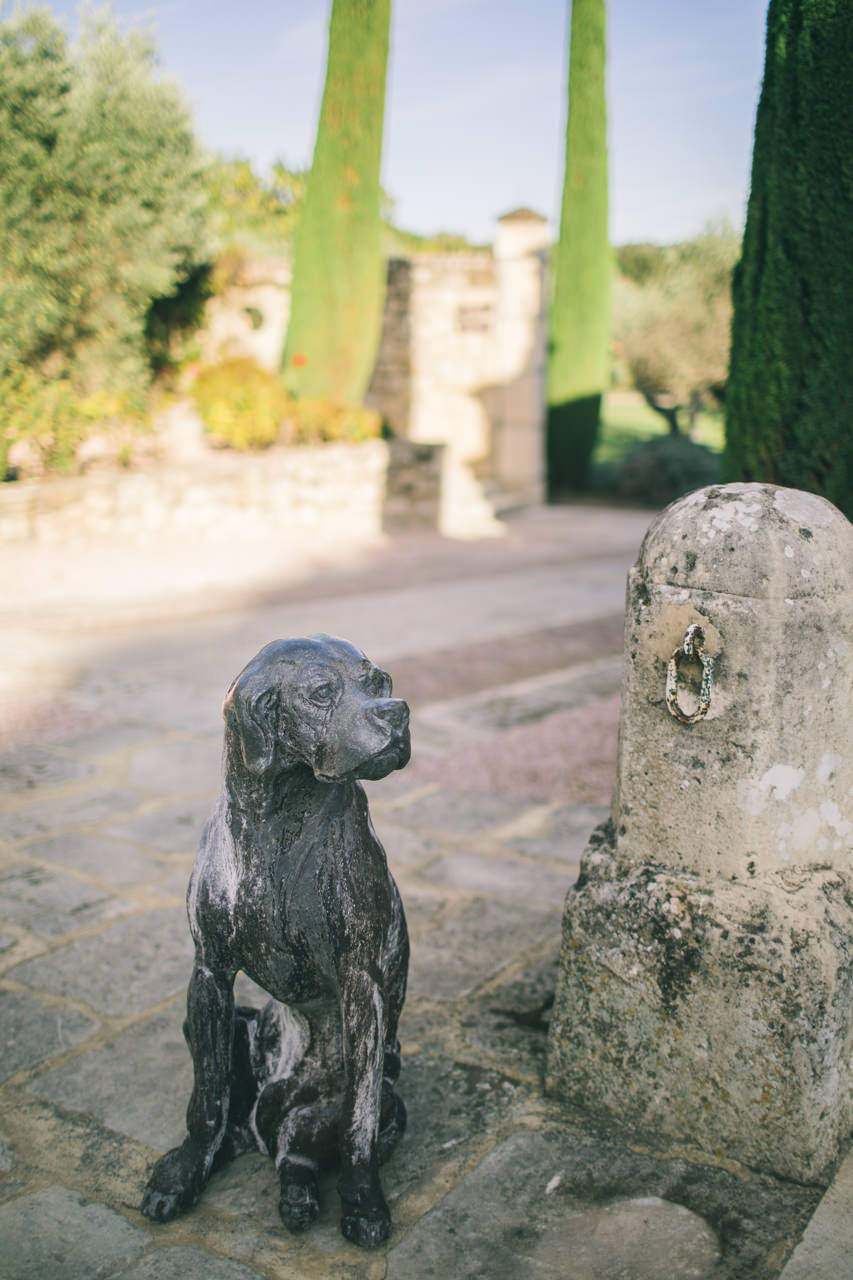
725,0,853,520
283,0,390,404
546,0,610,496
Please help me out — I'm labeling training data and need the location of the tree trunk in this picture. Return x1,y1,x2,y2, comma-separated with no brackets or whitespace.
282,0,390,405
546,0,610,496
641,391,681,436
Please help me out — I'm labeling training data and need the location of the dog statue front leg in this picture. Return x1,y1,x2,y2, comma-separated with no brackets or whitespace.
141,957,235,1222
336,967,391,1248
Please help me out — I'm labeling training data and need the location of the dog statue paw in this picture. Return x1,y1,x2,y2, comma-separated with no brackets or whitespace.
338,1170,393,1248
141,1138,209,1222
278,1159,321,1232
140,636,411,1249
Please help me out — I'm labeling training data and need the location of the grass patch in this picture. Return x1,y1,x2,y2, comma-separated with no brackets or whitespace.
596,392,724,463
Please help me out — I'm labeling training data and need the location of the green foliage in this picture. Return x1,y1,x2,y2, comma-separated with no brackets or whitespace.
0,5,209,394
192,358,290,450
725,0,853,520
614,243,668,286
191,358,382,451
597,392,724,460
386,226,483,255
144,264,214,378
281,398,382,445
0,364,146,477
546,0,610,494
613,224,740,428
283,0,391,404
204,157,307,254
616,433,720,508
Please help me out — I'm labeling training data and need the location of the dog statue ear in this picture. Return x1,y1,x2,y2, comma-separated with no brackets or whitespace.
223,676,277,774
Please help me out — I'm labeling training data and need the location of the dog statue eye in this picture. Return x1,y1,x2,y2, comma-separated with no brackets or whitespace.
308,681,336,706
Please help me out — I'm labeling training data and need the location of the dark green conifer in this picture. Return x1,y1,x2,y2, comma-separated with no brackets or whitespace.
546,0,610,495
725,0,853,520
283,0,390,404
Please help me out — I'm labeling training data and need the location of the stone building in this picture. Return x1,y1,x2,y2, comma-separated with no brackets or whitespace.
200,210,552,529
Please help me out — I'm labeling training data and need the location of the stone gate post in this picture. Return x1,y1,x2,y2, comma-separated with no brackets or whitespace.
492,209,550,506
546,483,853,1183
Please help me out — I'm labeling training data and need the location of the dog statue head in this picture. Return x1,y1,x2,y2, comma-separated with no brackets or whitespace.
222,635,411,783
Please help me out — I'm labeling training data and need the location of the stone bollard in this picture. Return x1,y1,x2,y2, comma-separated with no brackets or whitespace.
546,483,853,1183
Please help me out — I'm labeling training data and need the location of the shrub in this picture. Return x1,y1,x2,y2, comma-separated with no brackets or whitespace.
204,158,307,254
192,359,290,450
281,399,382,445
0,366,147,477
617,434,720,508
0,7,208,394
144,264,214,379
191,359,384,452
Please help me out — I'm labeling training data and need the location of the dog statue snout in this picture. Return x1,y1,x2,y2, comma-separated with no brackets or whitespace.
372,698,409,731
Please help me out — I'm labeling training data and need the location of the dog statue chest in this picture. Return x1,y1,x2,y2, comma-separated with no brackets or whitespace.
233,782,394,977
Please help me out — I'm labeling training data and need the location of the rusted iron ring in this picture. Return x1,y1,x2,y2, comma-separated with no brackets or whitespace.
666,623,714,725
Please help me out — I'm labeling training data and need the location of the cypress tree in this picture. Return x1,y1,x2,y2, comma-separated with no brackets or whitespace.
725,0,853,520
546,0,610,496
283,0,390,404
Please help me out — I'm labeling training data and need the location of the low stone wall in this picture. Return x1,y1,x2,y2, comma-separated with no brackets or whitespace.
0,440,447,546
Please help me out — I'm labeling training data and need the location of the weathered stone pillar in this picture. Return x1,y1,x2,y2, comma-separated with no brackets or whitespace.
546,483,853,1183
492,209,550,506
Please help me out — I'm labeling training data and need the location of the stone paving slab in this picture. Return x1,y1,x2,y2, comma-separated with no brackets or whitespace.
0,990,100,1081
125,738,222,797
57,722,167,758
8,907,193,1017
0,863,129,938
404,897,559,1001
19,832,164,887
0,505,842,1278
419,850,573,904
0,747,96,793
0,1186,150,1280
104,798,216,854
385,1131,722,1279
384,1126,819,1280
2,787,147,842
507,801,610,862
780,1145,853,1279
29,1006,192,1151
387,787,537,837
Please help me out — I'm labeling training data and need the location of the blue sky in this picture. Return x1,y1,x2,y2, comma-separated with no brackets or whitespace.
40,0,769,245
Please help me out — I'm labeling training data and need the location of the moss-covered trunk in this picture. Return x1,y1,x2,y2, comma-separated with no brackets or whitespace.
546,0,610,496
282,0,390,403
725,0,853,520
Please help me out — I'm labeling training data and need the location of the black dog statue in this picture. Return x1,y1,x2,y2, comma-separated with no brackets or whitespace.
141,635,411,1248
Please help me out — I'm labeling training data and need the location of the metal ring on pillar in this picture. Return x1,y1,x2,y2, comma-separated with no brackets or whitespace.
666,623,714,725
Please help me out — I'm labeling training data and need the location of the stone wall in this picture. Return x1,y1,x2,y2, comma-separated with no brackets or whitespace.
369,252,499,465
367,211,550,507
197,211,551,510
200,257,291,373
0,214,550,544
0,440,444,546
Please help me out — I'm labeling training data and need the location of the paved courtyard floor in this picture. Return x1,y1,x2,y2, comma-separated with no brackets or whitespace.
0,503,849,1278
